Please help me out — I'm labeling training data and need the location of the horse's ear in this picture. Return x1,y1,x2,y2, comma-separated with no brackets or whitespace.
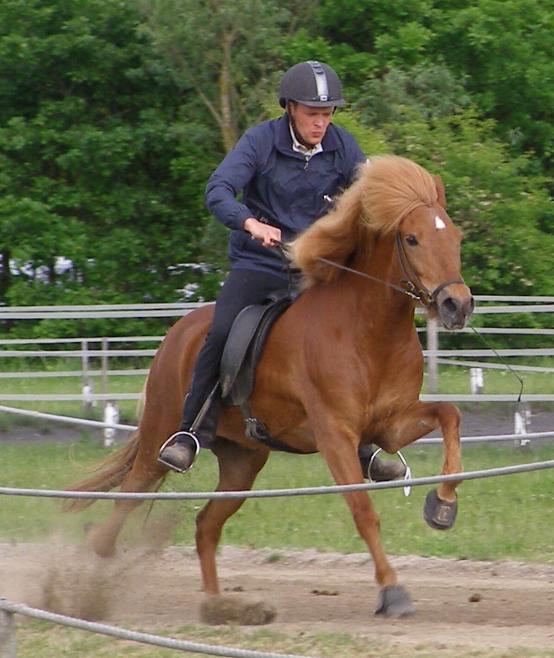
433,174,447,208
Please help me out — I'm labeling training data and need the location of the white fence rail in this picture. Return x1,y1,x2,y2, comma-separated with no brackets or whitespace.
0,297,552,403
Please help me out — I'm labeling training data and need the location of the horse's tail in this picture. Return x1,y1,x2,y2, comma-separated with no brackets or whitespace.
63,430,142,512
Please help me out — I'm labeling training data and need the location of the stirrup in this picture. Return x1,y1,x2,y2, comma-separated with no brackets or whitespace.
368,448,412,496
157,430,200,474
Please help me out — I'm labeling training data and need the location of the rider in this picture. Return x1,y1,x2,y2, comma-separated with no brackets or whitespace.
158,60,406,482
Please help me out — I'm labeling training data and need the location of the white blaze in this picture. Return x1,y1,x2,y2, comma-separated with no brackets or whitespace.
435,216,446,230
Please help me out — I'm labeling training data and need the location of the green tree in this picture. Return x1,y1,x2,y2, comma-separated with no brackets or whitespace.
138,0,292,152
313,0,553,174
0,0,217,316
354,63,472,125
432,0,553,171
374,110,553,295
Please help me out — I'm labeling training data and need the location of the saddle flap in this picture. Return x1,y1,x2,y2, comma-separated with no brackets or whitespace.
220,294,293,405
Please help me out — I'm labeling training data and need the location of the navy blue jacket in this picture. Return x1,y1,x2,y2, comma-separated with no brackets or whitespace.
205,113,366,278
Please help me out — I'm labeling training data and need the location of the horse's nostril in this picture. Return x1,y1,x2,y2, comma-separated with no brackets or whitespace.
442,297,458,315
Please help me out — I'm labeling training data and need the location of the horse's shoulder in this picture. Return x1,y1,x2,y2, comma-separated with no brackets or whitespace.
164,304,215,343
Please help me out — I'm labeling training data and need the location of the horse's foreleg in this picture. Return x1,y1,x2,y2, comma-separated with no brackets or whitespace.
314,426,414,616
316,433,395,582
379,401,462,498
378,401,462,528
195,439,269,595
88,449,166,558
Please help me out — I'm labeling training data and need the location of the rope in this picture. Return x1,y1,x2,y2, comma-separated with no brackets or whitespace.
1,460,553,501
0,599,319,658
435,358,554,373
0,405,136,431
418,431,554,444
2,404,554,442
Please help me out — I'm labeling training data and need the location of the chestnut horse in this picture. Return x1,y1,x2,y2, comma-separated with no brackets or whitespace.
66,155,474,617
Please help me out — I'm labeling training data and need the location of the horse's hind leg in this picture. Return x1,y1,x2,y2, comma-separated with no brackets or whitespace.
195,439,269,595
88,447,166,558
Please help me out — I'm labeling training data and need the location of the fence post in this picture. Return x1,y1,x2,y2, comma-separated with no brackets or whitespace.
0,607,16,658
101,337,109,401
81,338,89,385
426,316,439,393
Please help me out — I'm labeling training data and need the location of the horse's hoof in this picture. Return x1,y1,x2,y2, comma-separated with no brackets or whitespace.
424,488,458,530
375,585,415,617
85,524,116,559
200,595,276,626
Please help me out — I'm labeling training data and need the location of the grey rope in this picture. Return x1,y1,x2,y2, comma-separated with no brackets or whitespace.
0,404,136,431
3,402,554,442
1,404,552,448
1,460,553,501
0,598,320,658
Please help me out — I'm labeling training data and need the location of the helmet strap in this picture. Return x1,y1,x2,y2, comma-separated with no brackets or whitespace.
286,102,318,149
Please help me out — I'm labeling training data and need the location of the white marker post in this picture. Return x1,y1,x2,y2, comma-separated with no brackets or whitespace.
514,403,531,449
103,401,120,448
469,367,484,394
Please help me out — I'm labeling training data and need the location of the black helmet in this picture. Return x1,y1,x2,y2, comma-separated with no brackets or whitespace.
278,61,346,109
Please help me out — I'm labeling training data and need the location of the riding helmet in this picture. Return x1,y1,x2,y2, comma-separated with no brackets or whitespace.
278,61,346,108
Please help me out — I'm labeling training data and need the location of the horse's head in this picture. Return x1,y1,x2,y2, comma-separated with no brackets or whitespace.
397,175,474,330
290,155,474,330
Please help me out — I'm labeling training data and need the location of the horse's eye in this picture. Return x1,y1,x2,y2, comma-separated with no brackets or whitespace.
405,235,419,247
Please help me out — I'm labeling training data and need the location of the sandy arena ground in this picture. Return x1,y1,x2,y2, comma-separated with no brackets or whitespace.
1,405,554,654
1,541,554,654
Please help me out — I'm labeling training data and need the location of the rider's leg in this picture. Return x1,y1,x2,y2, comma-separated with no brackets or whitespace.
158,269,288,473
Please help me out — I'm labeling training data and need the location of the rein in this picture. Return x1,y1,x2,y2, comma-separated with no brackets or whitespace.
275,236,464,308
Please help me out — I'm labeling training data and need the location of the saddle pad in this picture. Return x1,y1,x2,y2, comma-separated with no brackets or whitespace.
220,294,293,406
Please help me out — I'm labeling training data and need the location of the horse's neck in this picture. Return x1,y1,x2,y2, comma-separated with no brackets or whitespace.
348,233,416,330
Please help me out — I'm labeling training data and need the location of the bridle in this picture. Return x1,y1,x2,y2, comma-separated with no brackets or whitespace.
394,233,465,307
275,232,465,309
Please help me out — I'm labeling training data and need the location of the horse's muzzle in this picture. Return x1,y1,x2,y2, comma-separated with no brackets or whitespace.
436,287,474,330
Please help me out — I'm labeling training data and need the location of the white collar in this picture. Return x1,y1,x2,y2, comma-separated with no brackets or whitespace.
289,122,323,159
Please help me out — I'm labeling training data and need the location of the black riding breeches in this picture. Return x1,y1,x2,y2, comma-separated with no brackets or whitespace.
179,268,289,443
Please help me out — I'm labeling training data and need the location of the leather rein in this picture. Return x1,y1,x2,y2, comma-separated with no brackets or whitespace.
276,233,464,309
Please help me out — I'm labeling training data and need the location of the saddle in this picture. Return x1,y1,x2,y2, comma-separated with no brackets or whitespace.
219,289,312,454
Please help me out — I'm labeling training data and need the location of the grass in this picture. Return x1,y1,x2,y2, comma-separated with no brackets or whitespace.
1,357,554,417
15,620,554,658
1,436,553,562
423,360,554,395
0,368,146,420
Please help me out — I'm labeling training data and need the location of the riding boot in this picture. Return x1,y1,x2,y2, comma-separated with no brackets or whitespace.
157,390,221,474
358,444,406,482
157,429,200,474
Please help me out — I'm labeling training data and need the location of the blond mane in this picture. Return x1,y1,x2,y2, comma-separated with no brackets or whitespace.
289,155,439,286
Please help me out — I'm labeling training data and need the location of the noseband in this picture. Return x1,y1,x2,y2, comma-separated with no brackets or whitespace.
394,233,464,308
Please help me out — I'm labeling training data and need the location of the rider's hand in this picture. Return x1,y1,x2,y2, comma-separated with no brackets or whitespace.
244,217,281,248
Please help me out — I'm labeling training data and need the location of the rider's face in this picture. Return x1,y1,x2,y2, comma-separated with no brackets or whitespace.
289,103,333,147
